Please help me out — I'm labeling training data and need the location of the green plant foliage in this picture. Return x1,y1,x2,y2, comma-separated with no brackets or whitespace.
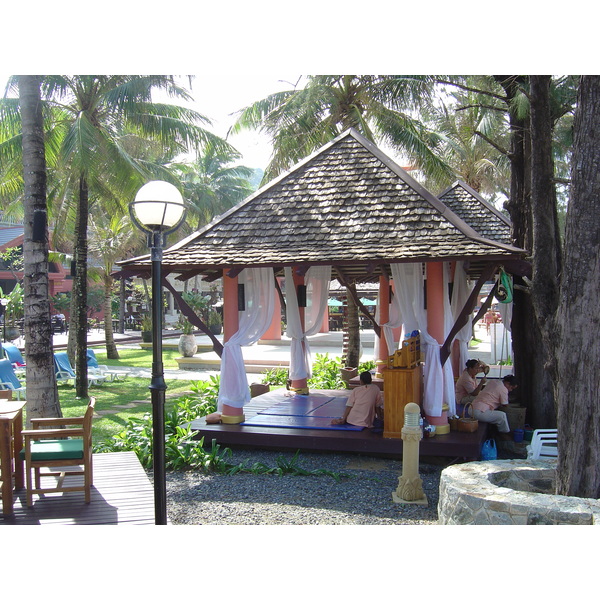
308,353,343,389
260,366,289,387
358,359,376,372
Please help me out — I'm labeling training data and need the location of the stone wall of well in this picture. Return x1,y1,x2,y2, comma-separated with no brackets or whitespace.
438,459,600,525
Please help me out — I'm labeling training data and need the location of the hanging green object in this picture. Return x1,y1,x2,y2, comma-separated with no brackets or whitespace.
495,268,513,303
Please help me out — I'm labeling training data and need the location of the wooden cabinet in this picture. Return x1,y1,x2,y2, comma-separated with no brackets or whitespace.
383,365,423,439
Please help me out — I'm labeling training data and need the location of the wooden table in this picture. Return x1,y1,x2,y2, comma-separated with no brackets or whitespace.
0,400,26,516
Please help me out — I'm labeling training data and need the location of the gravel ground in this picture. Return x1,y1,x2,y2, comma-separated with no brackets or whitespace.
166,448,446,525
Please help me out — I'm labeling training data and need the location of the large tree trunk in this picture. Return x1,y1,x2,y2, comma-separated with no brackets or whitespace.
494,75,556,428
19,75,62,422
529,75,562,423
73,176,89,398
555,76,600,498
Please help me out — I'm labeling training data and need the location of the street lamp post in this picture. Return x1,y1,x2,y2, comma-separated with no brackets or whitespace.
129,181,186,525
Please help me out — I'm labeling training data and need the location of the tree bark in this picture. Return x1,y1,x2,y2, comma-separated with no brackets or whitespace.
104,274,119,359
345,283,361,368
494,75,556,428
529,75,562,424
555,76,600,498
74,176,89,398
18,75,62,422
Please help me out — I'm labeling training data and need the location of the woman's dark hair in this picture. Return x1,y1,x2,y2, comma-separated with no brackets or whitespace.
359,371,372,385
466,359,479,369
503,374,517,386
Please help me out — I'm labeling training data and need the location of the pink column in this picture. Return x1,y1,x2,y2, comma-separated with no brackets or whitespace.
376,276,390,375
261,284,282,340
425,262,449,431
221,270,244,422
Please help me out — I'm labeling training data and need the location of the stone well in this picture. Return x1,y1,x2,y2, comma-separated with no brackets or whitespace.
438,459,600,525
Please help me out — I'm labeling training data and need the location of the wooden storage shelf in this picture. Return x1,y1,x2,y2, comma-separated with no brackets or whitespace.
382,365,423,439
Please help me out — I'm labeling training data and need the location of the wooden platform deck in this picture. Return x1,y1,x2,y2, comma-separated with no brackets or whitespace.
0,451,157,525
190,389,488,460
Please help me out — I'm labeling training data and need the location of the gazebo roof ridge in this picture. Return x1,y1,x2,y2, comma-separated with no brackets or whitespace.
117,127,528,282
165,129,365,256
439,180,512,226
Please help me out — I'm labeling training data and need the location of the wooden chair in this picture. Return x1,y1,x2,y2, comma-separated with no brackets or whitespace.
21,398,95,507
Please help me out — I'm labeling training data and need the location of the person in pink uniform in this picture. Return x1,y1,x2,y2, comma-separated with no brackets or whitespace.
455,359,487,405
331,371,384,428
472,374,518,433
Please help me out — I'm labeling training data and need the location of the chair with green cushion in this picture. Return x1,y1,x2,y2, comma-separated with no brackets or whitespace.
20,398,95,507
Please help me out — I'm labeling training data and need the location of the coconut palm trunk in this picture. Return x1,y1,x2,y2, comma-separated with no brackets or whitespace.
103,274,119,359
18,75,62,421
73,175,90,398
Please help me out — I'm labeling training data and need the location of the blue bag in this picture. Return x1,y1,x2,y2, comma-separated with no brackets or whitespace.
481,438,497,461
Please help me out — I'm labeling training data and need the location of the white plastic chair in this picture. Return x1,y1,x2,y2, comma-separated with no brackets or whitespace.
526,428,558,459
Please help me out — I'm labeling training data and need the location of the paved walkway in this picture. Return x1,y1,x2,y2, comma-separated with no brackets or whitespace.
13,324,494,384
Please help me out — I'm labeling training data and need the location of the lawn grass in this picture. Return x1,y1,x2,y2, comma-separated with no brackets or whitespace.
89,346,182,370
53,345,199,445
57,377,196,446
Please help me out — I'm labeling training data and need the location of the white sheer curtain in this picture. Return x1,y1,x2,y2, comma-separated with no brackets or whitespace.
285,266,331,380
391,262,444,417
380,282,404,358
450,261,473,375
217,268,275,411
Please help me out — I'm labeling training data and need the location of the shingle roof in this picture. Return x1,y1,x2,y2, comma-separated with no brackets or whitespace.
119,129,526,283
437,181,513,245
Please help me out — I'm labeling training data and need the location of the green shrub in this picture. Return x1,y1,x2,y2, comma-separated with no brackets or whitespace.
308,353,343,389
260,366,289,387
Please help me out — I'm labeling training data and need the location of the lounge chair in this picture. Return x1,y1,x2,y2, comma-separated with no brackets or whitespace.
86,349,128,382
54,352,106,386
2,342,26,375
526,429,558,460
0,358,26,400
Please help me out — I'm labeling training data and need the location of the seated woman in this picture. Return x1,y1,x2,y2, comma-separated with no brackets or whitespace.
472,374,518,433
331,371,384,428
455,359,487,405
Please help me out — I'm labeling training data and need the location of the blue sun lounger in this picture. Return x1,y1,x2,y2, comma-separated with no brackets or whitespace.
54,352,106,385
0,358,26,400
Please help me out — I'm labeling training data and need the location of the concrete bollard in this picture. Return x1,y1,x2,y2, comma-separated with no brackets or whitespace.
392,402,428,506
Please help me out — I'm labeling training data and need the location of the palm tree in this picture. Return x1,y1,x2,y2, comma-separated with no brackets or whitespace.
426,85,511,199
3,75,235,398
174,142,255,230
232,75,454,185
88,209,144,359
18,75,62,420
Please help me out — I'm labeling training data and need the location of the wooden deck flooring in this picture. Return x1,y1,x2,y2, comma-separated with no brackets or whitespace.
0,451,157,525
190,389,488,460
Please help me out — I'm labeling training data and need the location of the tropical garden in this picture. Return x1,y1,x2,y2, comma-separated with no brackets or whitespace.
1,74,598,499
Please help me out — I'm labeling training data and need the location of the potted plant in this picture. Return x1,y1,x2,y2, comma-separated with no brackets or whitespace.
0,284,24,341
208,310,222,335
177,315,197,357
141,314,153,343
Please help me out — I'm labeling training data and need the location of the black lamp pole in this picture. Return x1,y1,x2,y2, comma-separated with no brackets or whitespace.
130,181,186,526
149,229,167,525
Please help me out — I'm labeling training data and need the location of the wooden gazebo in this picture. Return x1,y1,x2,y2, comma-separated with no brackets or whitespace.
118,128,529,458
